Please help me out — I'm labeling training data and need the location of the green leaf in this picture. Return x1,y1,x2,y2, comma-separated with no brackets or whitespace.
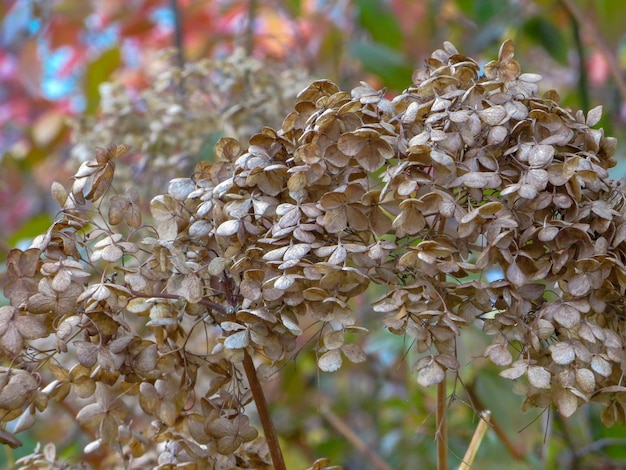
355,0,403,50
83,47,121,115
350,41,413,91
522,16,568,65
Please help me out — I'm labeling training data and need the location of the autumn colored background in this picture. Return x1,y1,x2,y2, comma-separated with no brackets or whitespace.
2,0,626,468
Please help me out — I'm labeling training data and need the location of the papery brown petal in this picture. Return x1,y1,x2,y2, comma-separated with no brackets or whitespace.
498,39,515,63
416,360,445,387
528,366,551,389
318,349,342,372
86,163,114,202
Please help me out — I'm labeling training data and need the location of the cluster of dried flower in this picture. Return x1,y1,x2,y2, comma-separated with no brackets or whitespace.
71,48,310,190
3,40,626,468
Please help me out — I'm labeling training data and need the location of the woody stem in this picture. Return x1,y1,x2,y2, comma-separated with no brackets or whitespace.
436,375,448,470
242,351,286,470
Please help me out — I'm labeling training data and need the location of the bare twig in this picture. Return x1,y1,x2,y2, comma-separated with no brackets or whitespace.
319,403,393,470
169,0,185,69
168,0,185,97
556,409,626,469
558,0,626,103
568,8,590,112
242,351,286,470
245,0,258,56
459,410,491,470
575,438,626,457
553,412,581,470
436,376,448,470
434,222,449,470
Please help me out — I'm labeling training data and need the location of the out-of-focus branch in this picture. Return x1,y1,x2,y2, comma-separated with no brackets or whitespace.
568,9,590,112
169,0,185,70
576,438,626,457
319,402,392,470
169,0,185,98
465,383,527,461
245,0,258,56
559,0,626,103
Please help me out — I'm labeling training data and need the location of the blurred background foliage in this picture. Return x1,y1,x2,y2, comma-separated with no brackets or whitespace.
2,0,626,468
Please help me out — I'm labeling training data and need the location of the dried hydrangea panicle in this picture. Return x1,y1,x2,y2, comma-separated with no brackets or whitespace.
70,50,312,195
3,38,626,470
190,39,623,423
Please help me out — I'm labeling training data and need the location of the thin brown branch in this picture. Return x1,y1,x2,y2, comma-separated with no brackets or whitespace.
435,217,449,470
558,0,626,103
319,403,393,470
436,376,448,470
169,0,185,69
575,438,626,458
553,412,581,470
465,383,526,461
168,0,186,99
568,6,590,112
242,351,286,470
245,0,258,56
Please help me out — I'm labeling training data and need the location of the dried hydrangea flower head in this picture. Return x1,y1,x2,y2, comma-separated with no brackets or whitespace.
3,40,625,468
